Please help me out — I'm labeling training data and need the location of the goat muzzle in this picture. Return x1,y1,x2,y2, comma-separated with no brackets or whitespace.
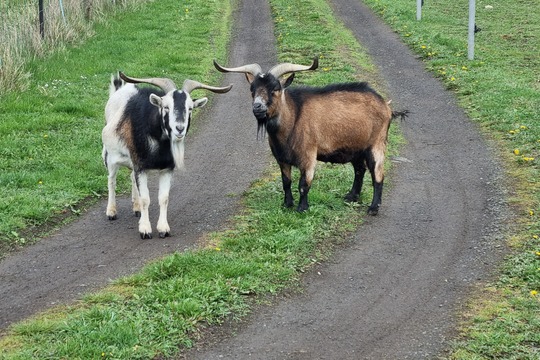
252,102,268,120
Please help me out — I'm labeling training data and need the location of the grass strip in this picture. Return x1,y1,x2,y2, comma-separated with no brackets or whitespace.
361,0,540,358
0,0,403,358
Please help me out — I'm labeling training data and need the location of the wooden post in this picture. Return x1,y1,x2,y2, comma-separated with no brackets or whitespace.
39,0,44,39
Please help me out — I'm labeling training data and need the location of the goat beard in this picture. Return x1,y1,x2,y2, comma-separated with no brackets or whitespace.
256,117,267,140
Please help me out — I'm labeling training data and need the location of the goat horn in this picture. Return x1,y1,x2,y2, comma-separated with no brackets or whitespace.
268,57,319,78
213,60,263,77
182,79,233,94
119,72,177,93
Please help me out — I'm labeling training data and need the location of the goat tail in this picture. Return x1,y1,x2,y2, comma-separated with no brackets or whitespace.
109,72,125,96
391,110,410,121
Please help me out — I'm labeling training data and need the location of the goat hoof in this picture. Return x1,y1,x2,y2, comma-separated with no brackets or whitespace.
344,193,359,202
140,232,153,240
296,205,309,213
134,211,141,218
159,231,170,238
107,214,117,221
367,207,379,216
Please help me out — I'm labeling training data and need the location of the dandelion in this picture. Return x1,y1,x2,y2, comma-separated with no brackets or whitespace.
421,45,427,49
509,130,515,134
529,210,535,216
520,125,527,130
450,76,456,81
535,251,540,256
514,149,520,155
531,290,538,296
323,67,331,72
38,180,43,185
462,66,468,71
43,134,48,138
533,235,539,239
215,247,221,251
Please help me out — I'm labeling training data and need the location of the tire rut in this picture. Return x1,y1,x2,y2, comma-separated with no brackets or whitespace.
0,0,277,331
184,0,508,359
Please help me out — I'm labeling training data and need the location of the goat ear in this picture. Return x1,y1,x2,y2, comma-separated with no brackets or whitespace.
149,94,163,108
193,97,208,108
281,73,295,88
245,73,255,84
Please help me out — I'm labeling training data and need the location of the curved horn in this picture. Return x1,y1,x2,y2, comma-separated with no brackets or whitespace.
119,72,177,93
182,79,233,94
268,57,319,78
213,60,263,77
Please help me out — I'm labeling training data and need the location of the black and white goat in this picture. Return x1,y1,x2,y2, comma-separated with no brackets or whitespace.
102,72,232,239
214,58,407,214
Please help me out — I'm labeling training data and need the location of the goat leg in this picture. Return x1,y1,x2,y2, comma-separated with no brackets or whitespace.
156,171,172,238
297,165,315,212
279,163,294,208
366,148,385,216
106,163,119,220
135,172,153,239
345,157,367,202
131,171,141,217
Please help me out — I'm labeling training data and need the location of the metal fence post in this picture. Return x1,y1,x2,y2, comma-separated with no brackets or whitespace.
417,0,422,21
468,0,476,60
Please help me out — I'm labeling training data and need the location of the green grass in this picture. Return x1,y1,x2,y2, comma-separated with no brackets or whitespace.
0,0,232,254
361,0,540,358
0,0,404,358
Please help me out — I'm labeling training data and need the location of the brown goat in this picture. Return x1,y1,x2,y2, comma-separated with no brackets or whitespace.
214,58,407,214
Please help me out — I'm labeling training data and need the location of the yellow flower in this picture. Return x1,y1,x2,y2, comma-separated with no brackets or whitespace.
514,149,520,155
520,125,527,130
531,290,538,296
509,130,515,134
450,76,456,81
533,235,539,239
529,210,535,216
421,45,427,49
535,251,540,256
462,66,468,70
215,247,221,251
43,134,48,138
38,180,43,185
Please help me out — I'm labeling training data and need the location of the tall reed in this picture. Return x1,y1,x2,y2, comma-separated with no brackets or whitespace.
0,0,148,95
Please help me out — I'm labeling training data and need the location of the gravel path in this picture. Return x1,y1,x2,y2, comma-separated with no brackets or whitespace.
184,0,508,358
0,1,508,359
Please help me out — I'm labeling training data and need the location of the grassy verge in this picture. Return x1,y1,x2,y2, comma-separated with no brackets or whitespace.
362,0,540,357
0,0,402,358
0,0,232,256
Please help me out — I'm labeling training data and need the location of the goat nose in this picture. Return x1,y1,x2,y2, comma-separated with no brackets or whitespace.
253,102,265,112
176,125,185,134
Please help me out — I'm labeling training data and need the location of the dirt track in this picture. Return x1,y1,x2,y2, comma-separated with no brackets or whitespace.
0,0,507,358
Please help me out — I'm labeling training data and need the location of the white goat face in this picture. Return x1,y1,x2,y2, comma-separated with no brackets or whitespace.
149,91,208,141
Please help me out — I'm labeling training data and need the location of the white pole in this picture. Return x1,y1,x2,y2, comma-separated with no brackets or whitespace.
59,0,67,25
468,0,476,60
417,0,422,21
